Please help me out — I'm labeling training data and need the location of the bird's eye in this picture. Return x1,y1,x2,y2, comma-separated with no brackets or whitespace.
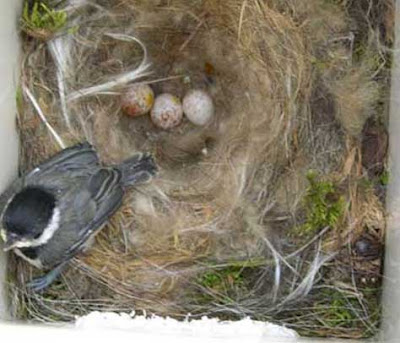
33,232,41,239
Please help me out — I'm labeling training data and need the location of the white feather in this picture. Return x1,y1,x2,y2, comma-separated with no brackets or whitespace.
67,33,151,102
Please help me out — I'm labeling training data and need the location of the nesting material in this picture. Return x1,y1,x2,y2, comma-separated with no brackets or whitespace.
9,0,392,339
183,90,214,126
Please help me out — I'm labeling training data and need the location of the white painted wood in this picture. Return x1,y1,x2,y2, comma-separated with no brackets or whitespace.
382,2,400,342
0,0,20,320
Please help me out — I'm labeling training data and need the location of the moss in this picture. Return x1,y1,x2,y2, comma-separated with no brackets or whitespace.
310,56,328,71
296,171,345,236
379,170,389,186
21,1,67,37
198,267,245,290
359,176,374,190
315,290,359,327
313,287,381,335
194,263,259,306
270,286,381,338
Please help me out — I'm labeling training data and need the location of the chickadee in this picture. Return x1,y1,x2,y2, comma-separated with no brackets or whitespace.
0,142,157,291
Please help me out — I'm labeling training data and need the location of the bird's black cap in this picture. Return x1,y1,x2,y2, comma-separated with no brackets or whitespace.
3,187,56,239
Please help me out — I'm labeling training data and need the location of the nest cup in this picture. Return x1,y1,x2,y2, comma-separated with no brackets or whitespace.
9,0,392,339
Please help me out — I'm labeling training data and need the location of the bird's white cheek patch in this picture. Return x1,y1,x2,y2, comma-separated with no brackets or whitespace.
32,207,61,247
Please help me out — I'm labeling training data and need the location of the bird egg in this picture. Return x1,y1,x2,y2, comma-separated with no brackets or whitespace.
183,89,214,126
151,94,183,129
121,84,154,117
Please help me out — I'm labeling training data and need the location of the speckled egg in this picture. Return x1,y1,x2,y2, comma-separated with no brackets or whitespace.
151,94,183,130
121,84,154,117
182,89,214,126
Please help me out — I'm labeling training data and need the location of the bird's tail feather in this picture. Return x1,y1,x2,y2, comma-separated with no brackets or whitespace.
118,153,158,186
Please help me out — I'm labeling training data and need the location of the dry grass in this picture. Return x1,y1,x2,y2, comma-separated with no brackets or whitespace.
6,0,392,338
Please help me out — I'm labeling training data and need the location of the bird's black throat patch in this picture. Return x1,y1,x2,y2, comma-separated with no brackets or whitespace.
3,187,56,239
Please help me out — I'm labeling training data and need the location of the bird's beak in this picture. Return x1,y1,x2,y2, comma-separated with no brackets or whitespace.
2,233,19,252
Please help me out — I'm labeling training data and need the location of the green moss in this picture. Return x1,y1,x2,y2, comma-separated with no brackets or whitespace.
379,170,389,186
21,1,67,35
312,287,381,335
297,171,345,236
316,290,358,327
194,262,260,306
198,267,244,290
67,25,80,35
358,176,374,190
310,56,328,71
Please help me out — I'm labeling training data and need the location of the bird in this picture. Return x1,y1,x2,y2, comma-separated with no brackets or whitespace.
0,141,157,291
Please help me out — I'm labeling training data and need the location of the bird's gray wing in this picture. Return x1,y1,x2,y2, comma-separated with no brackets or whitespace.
24,141,101,194
26,142,99,181
0,143,98,207
33,168,124,268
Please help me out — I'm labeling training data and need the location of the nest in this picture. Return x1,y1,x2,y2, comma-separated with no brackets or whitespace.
7,0,392,339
